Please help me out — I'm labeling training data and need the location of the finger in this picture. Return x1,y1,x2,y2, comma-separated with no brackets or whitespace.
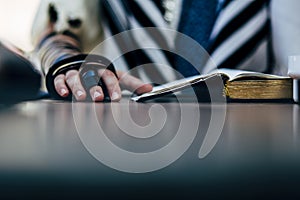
65,70,87,101
117,71,153,94
98,69,121,101
54,74,70,97
89,86,104,102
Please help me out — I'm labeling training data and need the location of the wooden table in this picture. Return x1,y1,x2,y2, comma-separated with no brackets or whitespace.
0,99,299,199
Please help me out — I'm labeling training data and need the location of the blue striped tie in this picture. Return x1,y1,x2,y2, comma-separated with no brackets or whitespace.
175,0,271,77
175,0,220,77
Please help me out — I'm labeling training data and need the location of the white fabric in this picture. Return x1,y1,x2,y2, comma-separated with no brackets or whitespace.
31,0,103,52
271,0,300,76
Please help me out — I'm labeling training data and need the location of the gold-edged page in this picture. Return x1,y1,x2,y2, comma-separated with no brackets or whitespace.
225,79,293,99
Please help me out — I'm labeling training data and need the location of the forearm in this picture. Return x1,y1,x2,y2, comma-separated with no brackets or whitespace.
37,31,82,76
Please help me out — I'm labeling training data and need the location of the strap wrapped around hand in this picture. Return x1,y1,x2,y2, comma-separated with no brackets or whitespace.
37,31,117,100
46,54,117,100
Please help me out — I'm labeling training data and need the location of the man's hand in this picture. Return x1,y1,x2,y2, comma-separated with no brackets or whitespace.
53,69,153,101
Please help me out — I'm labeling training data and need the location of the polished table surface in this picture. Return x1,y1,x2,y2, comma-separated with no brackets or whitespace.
0,98,300,199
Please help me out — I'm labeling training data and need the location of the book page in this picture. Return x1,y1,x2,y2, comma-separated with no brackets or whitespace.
131,75,203,102
131,73,222,102
211,68,290,81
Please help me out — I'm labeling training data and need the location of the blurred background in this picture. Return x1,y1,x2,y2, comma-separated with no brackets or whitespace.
0,0,40,51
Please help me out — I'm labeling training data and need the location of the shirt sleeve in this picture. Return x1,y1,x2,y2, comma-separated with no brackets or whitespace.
271,0,300,75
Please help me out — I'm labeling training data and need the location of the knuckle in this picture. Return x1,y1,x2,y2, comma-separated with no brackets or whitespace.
101,69,115,78
105,77,116,86
66,75,80,86
54,75,65,85
65,70,78,79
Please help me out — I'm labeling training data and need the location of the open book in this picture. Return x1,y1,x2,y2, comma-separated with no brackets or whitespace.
131,69,293,102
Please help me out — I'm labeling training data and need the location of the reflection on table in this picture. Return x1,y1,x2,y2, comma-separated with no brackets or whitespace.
0,99,299,198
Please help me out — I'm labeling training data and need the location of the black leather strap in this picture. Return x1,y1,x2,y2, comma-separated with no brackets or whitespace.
81,70,100,91
46,54,117,101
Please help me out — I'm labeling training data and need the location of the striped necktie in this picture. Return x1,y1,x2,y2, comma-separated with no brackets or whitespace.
102,0,176,84
102,0,271,81
175,0,220,77
175,0,272,76
203,0,272,74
